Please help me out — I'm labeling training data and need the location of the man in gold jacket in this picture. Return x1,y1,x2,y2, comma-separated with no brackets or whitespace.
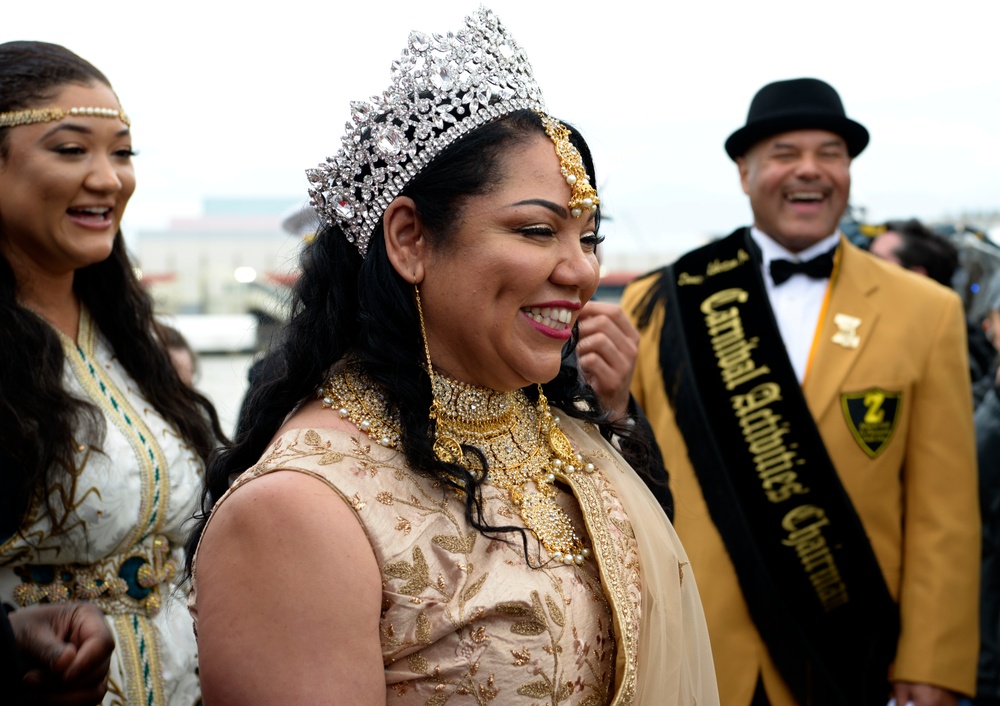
621,78,980,706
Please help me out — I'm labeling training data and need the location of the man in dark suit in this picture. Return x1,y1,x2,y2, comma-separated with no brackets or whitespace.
623,78,979,706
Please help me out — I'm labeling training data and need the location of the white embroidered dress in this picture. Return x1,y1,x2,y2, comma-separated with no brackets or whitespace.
0,309,203,705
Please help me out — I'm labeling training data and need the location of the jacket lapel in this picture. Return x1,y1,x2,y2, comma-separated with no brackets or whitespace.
803,238,880,422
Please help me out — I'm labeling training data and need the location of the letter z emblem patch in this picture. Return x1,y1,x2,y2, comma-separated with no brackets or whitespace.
840,388,902,458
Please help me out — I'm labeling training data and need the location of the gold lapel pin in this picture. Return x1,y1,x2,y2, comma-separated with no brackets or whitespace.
832,313,862,349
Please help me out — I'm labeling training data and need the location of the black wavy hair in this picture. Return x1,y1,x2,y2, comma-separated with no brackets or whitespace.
0,41,226,539
881,218,959,287
186,109,662,568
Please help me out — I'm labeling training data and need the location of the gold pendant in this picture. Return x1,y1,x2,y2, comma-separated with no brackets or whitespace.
521,493,584,565
548,427,573,459
434,435,464,465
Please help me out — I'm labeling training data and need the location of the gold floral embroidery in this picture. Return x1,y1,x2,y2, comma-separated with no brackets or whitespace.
610,516,636,539
545,595,566,627
566,428,644,704
463,573,488,601
319,450,344,465
518,679,557,698
432,532,477,554
384,546,432,596
478,675,499,701
416,613,432,644
408,653,430,674
499,594,547,636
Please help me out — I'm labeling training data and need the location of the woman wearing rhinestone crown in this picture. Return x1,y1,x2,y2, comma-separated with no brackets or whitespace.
0,41,226,704
187,8,718,705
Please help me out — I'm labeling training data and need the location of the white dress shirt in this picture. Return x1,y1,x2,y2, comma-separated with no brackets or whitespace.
749,227,841,383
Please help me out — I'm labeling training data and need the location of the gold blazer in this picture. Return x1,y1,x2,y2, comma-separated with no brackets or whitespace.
623,237,980,705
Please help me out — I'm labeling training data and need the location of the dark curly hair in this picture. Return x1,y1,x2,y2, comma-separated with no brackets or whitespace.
880,218,959,287
0,41,226,538
186,109,663,568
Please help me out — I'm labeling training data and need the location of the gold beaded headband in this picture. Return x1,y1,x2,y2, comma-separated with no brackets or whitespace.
0,106,130,129
537,113,599,218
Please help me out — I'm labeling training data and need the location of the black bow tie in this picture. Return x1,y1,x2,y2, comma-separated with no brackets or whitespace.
769,247,837,285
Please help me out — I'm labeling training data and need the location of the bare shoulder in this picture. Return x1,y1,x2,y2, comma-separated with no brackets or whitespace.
274,396,359,441
195,469,385,704
203,469,356,539
195,469,375,593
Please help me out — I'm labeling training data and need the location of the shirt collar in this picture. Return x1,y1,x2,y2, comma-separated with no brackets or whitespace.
750,227,841,267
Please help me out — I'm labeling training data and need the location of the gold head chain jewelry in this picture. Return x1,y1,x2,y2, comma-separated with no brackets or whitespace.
0,106,131,129
536,112,599,218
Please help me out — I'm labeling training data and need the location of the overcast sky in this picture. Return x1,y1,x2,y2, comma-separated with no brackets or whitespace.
7,0,1000,258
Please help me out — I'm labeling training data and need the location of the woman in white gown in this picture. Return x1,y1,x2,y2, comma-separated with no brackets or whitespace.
0,40,225,705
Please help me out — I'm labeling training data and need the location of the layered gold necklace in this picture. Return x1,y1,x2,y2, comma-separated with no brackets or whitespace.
319,363,594,566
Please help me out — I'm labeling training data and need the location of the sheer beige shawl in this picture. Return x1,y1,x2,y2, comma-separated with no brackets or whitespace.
564,415,719,704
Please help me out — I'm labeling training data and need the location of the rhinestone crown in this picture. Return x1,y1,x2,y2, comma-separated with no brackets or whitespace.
306,6,546,256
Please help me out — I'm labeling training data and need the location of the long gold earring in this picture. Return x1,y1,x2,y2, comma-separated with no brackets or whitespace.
414,284,463,465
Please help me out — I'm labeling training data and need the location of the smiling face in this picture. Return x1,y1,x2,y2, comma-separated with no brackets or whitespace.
416,133,602,391
737,129,851,253
0,81,135,284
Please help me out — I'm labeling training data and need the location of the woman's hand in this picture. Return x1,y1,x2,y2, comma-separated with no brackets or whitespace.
11,601,114,705
576,301,639,420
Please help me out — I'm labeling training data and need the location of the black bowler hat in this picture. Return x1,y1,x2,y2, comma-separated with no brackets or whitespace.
724,78,869,160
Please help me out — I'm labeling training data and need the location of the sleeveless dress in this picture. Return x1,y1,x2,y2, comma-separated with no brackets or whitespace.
190,414,719,704
0,309,203,705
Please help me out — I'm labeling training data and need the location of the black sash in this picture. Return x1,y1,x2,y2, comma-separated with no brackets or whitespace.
652,229,897,704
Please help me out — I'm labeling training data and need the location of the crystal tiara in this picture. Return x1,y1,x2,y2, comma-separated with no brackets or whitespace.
305,6,546,257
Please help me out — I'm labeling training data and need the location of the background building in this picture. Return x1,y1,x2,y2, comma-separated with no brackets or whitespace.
135,198,304,352
136,198,302,314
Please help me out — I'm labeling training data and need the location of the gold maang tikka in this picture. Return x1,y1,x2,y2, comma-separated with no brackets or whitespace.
536,112,599,219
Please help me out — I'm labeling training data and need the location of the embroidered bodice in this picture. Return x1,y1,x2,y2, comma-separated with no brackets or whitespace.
192,417,651,704
0,309,203,705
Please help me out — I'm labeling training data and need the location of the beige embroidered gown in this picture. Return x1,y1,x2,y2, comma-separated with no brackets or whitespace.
190,416,718,704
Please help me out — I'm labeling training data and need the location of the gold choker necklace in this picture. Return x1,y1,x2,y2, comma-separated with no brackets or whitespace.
319,363,594,566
